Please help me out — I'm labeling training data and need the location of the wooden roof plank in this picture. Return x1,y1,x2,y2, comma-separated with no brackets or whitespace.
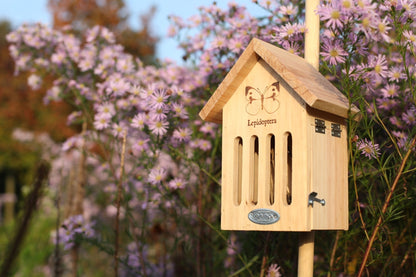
199,38,359,123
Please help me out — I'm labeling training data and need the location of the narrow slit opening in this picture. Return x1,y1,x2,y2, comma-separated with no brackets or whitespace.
285,133,292,205
250,136,259,205
233,137,243,206
267,134,275,205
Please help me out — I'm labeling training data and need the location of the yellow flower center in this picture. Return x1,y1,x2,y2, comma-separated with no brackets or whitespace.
342,0,351,8
330,49,339,57
331,10,340,20
363,146,372,154
378,23,386,33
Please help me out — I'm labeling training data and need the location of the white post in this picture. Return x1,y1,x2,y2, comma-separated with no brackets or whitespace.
298,0,320,276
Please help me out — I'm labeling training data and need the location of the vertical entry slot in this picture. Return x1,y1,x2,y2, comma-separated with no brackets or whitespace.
283,132,292,205
249,136,259,205
233,137,243,206
267,134,275,205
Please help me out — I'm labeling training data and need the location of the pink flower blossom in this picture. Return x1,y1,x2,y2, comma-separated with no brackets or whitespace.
171,102,189,119
149,120,169,136
380,83,399,98
149,89,169,110
266,263,282,277
96,103,116,118
357,138,380,159
317,1,345,29
111,123,127,138
173,127,192,142
194,139,212,151
131,113,147,129
200,123,217,137
27,74,42,90
402,106,416,125
148,167,167,185
321,39,348,65
168,178,187,189
94,113,111,130
106,77,131,96
368,54,388,78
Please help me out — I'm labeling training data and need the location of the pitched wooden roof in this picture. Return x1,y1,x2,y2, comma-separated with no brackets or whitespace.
199,38,359,123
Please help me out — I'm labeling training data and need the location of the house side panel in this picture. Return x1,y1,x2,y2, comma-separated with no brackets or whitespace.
309,115,349,230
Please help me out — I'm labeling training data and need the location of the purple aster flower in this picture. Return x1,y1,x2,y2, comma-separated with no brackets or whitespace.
62,135,84,151
376,98,396,110
381,83,399,98
172,127,192,142
111,123,127,138
131,137,150,154
266,263,282,277
96,103,116,118
317,1,345,29
368,54,388,78
94,113,111,130
27,74,42,90
149,119,169,136
116,55,134,74
171,102,189,119
200,123,217,137
195,139,212,151
150,107,169,121
107,77,131,96
131,113,147,129
402,106,416,125
371,16,392,42
58,214,95,250
99,46,116,67
321,39,348,65
392,131,409,149
229,38,245,53
279,3,298,16
100,27,115,43
357,138,380,159
168,178,187,189
148,167,167,185
388,66,405,82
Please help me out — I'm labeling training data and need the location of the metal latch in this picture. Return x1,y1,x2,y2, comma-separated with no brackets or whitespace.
315,119,325,134
308,192,325,207
331,123,341,137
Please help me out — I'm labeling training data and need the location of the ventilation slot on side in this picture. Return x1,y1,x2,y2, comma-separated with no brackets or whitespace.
267,134,275,205
249,136,259,205
284,132,292,205
233,137,243,206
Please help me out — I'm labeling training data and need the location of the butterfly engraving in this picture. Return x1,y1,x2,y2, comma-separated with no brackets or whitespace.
245,82,280,115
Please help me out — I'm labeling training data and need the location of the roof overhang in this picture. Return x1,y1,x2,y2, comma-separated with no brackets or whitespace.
199,38,359,124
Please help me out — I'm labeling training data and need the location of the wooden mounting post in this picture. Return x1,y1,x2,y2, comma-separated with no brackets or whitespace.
298,232,315,276
298,0,319,276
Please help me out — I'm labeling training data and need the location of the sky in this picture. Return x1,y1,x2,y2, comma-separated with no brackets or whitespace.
0,0,266,63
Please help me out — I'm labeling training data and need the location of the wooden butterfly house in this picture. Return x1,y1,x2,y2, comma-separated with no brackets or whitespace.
199,38,359,231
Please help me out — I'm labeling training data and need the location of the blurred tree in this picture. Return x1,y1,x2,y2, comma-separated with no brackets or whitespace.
0,0,158,213
48,0,158,64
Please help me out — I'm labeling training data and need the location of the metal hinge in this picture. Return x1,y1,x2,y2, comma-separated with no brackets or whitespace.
315,119,326,134
331,123,341,137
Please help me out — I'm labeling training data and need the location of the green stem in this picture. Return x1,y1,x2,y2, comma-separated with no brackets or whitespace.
357,136,416,276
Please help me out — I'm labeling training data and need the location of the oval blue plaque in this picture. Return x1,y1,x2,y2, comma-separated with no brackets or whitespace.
248,209,280,225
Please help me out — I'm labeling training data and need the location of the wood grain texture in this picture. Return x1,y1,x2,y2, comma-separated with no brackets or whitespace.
199,38,359,123
201,38,351,231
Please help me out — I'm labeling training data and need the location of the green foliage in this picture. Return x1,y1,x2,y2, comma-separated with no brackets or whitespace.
0,212,55,276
